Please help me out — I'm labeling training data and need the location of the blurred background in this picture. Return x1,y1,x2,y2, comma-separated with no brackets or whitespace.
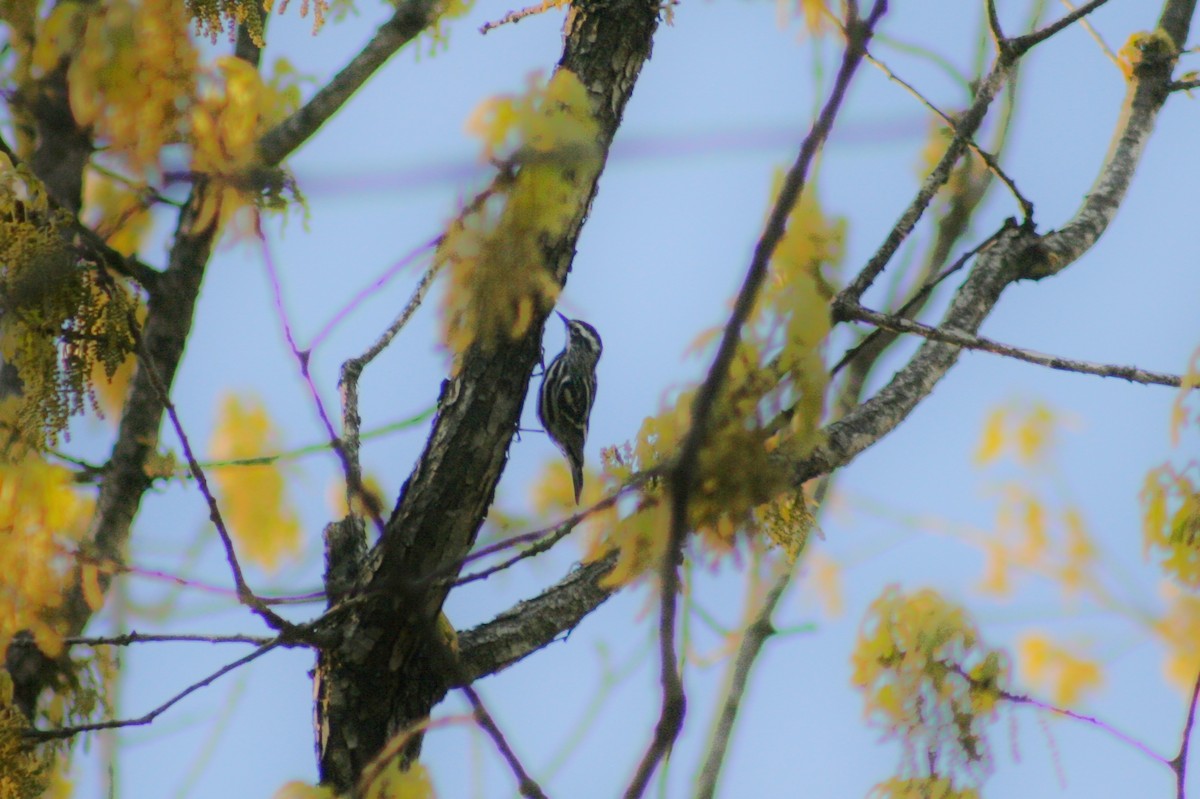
62,1,1200,796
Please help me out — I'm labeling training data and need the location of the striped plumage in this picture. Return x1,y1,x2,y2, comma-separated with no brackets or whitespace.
538,311,602,504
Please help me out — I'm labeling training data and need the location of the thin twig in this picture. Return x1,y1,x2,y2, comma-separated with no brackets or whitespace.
694,559,794,799
479,0,559,34
258,229,386,534
1008,0,1113,54
862,47,1034,221
830,222,1015,376
64,632,274,647
844,303,1189,388
1170,666,1200,798
1058,0,1120,67
309,235,440,353
445,473,656,587
25,640,281,740
836,55,1013,307
136,335,292,632
460,684,548,799
1002,688,1168,765
624,5,887,797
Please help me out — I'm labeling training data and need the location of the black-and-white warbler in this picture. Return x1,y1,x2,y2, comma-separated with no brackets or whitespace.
538,311,602,504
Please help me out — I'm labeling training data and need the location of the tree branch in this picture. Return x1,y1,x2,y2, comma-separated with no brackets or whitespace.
456,552,618,684
627,5,887,796
844,302,1189,388
313,0,665,787
815,0,1194,486
256,0,443,166
25,640,281,741
1171,666,1200,799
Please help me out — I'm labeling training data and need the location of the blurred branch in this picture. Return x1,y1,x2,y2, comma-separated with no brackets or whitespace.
257,0,443,166
844,302,1190,388
461,684,548,799
1007,0,1113,54
694,557,795,799
137,332,294,633
25,640,282,741
1171,667,1200,799
626,5,888,797
862,46,1034,221
813,0,1194,485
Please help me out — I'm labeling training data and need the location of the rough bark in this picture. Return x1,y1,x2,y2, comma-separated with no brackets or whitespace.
313,0,663,789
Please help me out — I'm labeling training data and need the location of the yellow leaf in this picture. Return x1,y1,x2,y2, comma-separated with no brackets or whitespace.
81,562,105,611
977,541,1011,596
32,1,87,73
1015,403,1055,464
1155,583,1200,694
0,451,93,657
210,394,302,573
271,781,337,799
808,551,843,617
974,407,1005,465
1017,632,1103,706
364,760,436,799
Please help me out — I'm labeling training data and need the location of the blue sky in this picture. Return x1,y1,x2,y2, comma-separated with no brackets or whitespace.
62,1,1200,797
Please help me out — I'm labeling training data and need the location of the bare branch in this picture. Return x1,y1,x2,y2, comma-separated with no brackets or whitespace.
837,56,1013,307
694,560,794,799
25,640,281,741
67,632,274,647
844,302,1190,388
1008,0,1114,54
1171,666,1200,798
1031,12,1187,276
480,1,557,34
1001,687,1169,766
815,2,1195,486
135,332,293,632
460,684,548,799
862,47,1034,221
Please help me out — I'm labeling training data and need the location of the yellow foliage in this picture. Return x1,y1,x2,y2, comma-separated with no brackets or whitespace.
363,759,436,799
974,402,1059,469
974,407,1004,465
1153,584,1200,695
82,172,154,258
1170,346,1200,446
1117,29,1178,80
565,186,840,586
1017,633,1103,706
757,491,816,563
915,116,988,204
209,394,302,573
1141,465,1200,588
977,541,1011,597
852,587,1006,775
328,473,386,520
271,781,337,799
0,672,52,799
804,549,843,617
70,0,197,176
0,154,139,450
441,70,599,355
0,449,95,658
869,776,980,799
32,2,88,75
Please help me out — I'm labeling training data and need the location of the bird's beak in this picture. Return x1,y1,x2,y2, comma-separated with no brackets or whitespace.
556,310,569,326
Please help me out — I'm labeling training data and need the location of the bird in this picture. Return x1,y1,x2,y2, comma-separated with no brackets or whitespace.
538,311,602,504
